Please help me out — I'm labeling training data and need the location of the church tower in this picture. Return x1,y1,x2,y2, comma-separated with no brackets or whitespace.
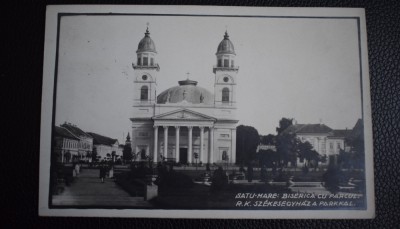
213,31,238,107
132,27,159,117
125,132,131,145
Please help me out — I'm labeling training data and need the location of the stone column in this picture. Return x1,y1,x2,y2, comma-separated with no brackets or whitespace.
188,126,193,163
61,139,65,164
163,126,169,159
209,127,214,164
231,128,237,163
199,126,205,163
175,126,180,163
153,126,158,163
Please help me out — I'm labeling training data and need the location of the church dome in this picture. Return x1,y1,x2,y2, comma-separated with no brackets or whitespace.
137,28,157,53
216,31,235,55
157,79,214,104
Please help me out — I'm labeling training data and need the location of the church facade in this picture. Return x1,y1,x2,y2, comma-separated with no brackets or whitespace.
130,28,239,164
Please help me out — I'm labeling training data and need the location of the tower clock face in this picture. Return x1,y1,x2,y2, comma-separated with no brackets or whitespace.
223,76,229,82
142,75,148,80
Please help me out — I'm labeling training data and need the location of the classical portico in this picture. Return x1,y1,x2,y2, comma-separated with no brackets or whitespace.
152,125,215,164
152,109,216,164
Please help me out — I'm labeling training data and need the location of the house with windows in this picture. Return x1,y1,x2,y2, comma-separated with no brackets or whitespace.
87,132,121,161
53,126,80,163
60,122,93,161
130,28,239,164
282,123,352,165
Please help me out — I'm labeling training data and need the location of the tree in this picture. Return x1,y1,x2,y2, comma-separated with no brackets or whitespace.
275,133,298,167
350,136,365,169
111,151,116,163
236,125,260,164
122,143,133,163
258,149,280,168
338,149,352,169
91,147,98,163
275,118,297,167
276,118,293,135
297,141,320,169
260,134,276,145
298,141,312,162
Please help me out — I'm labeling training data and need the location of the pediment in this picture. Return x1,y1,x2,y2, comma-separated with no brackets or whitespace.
153,109,216,121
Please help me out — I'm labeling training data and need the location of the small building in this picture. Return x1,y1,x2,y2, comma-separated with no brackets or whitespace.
87,132,121,161
61,122,93,160
53,126,80,163
282,123,351,165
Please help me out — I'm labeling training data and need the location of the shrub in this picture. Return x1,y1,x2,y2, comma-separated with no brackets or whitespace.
322,167,343,193
155,170,194,192
210,167,228,192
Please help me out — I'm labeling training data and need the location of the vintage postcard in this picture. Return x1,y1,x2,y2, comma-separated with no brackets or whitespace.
39,5,374,218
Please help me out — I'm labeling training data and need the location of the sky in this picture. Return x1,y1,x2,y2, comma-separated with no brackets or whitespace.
55,15,362,142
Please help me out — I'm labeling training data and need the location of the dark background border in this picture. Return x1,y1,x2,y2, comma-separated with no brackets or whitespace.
4,0,399,228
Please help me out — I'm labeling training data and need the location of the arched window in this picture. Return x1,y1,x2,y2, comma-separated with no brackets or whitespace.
218,58,222,67
140,86,148,100
224,59,229,67
222,87,229,103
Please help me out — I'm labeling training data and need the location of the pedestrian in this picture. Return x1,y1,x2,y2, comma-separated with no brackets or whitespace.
109,165,114,179
75,163,80,176
72,162,77,177
99,164,106,183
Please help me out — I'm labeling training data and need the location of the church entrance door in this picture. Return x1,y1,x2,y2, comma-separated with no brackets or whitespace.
179,148,188,164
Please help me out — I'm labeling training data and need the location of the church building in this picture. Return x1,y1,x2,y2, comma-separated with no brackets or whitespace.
130,28,239,165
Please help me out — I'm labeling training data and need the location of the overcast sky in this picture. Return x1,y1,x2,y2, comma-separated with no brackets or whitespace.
55,15,362,142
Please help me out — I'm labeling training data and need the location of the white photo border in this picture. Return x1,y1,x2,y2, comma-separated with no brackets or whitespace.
39,5,375,219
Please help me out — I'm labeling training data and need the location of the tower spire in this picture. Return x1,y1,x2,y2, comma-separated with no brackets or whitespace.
145,22,150,36
224,30,229,39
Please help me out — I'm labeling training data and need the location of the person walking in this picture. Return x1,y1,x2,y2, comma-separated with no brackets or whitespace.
72,162,77,177
99,164,106,183
75,163,80,176
109,165,114,179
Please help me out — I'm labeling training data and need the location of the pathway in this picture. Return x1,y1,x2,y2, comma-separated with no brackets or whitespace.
52,168,152,208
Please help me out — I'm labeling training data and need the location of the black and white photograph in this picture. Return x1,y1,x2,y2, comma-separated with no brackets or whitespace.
39,5,374,218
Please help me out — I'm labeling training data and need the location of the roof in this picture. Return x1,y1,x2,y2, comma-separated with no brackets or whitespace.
137,28,157,53
54,126,80,140
281,124,305,134
349,119,364,140
157,79,214,104
87,132,118,146
152,108,217,121
61,123,92,138
217,31,236,55
282,124,333,135
331,129,352,138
